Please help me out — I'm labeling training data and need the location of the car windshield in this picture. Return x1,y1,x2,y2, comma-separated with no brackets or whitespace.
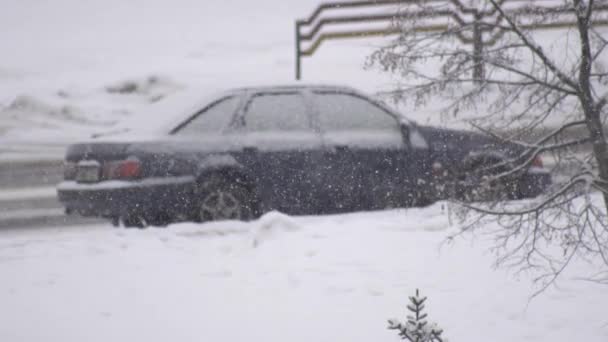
1,1,606,342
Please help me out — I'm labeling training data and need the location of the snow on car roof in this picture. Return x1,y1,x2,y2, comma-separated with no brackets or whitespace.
92,87,242,138
232,83,360,93
92,83,408,139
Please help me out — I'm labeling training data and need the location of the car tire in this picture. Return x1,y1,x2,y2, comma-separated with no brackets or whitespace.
146,212,171,227
455,169,517,202
121,215,146,229
194,175,255,222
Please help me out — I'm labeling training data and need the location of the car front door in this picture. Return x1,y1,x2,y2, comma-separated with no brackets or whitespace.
312,91,419,210
233,91,324,214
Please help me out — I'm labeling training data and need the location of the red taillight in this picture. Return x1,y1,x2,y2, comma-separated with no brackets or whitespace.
116,159,142,178
531,155,543,168
103,158,142,179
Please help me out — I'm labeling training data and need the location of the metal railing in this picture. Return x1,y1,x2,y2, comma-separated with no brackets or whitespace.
295,0,608,80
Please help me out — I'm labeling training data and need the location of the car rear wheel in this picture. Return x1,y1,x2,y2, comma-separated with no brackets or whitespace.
194,175,255,222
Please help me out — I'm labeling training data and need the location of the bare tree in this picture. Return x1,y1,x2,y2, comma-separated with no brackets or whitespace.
367,0,608,290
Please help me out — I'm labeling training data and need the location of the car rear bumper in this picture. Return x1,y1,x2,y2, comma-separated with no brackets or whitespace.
517,168,552,198
57,176,195,219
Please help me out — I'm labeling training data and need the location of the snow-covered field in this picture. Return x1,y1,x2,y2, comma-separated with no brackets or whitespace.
1,204,607,342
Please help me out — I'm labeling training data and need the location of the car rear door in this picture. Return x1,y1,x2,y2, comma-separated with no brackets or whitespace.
312,91,419,210
232,91,324,214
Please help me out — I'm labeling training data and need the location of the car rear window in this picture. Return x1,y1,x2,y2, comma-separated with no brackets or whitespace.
174,96,240,135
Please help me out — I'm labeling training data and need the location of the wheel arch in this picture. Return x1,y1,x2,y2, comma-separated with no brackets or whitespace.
195,154,257,192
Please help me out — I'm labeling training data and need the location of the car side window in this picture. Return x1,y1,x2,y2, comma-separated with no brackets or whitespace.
175,96,239,135
243,93,310,131
313,92,400,132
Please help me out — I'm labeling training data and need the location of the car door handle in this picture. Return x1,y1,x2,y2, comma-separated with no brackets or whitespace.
329,145,349,153
243,146,258,154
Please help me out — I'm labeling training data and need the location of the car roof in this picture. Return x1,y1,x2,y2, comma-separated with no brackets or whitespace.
91,84,408,140
231,83,360,93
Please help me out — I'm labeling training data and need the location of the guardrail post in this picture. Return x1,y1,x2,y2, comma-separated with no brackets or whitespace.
295,21,302,80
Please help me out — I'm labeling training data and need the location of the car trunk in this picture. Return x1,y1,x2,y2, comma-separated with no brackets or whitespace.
65,142,133,162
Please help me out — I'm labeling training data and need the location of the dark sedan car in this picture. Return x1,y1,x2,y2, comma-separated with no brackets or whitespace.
57,84,551,227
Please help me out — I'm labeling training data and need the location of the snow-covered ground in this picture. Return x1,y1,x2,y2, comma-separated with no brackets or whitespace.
1,203,607,342
1,1,607,340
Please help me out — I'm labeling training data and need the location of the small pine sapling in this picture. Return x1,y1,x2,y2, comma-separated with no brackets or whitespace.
388,289,445,342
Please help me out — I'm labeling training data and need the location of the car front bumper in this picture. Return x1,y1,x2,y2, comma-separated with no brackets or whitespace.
57,176,196,219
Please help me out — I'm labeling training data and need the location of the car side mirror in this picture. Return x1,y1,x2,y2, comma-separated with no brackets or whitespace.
409,128,430,150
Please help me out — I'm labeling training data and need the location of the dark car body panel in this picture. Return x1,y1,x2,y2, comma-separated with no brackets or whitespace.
57,85,551,224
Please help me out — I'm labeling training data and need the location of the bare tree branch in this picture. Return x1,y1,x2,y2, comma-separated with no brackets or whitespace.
488,0,580,91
